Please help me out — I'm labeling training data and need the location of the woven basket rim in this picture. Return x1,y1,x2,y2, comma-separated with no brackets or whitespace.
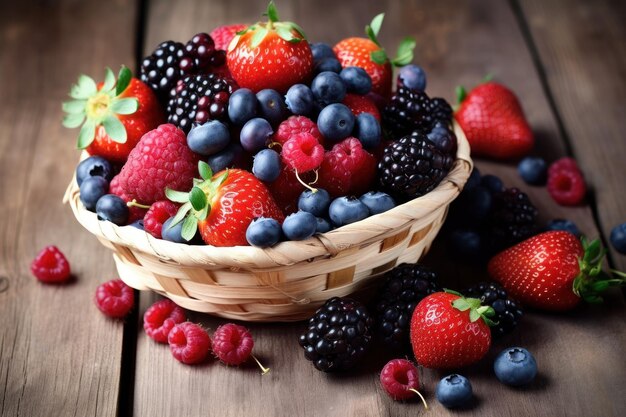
65,122,472,269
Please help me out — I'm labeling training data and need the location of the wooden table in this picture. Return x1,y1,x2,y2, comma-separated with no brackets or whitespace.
1,0,625,416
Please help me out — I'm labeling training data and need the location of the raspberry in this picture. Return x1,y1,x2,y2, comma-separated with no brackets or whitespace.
547,168,586,206
266,164,315,214
380,359,427,407
30,246,71,283
94,279,134,318
117,124,201,205
281,133,324,173
144,201,179,239
168,322,212,365
210,24,248,51
143,299,187,343
548,157,580,177
212,323,270,373
342,93,381,121
317,137,377,198
274,116,323,146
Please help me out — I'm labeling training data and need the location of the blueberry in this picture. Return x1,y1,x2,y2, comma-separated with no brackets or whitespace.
311,71,346,105
76,156,113,186
339,66,372,95
79,176,110,212
310,42,336,62
282,211,317,241
240,118,273,152
314,58,342,74
162,217,186,243
449,229,483,259
315,217,332,233
397,64,427,91
128,219,144,230
546,219,581,237
610,222,626,254
95,194,129,225
518,156,548,185
328,196,370,227
427,122,457,154
228,88,258,126
298,189,331,217
206,143,242,173
354,113,381,149
256,89,288,126
359,191,395,215
480,175,505,193
186,120,230,155
436,374,473,408
494,347,538,386
317,103,355,142
460,185,492,221
464,168,481,191
285,84,315,116
246,217,283,247
252,149,281,182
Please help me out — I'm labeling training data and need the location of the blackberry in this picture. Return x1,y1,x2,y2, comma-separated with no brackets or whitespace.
374,264,440,349
488,187,538,250
465,282,523,337
167,74,238,132
382,88,452,138
298,297,374,372
377,131,449,201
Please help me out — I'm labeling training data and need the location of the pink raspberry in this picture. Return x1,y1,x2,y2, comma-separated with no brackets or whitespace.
109,175,147,224
281,133,324,173
274,116,324,146
94,279,134,318
212,323,269,374
210,24,248,51
30,246,71,284
317,137,377,198
380,359,427,408
547,168,586,206
548,157,580,177
168,322,212,365
116,124,201,205
144,201,179,238
143,299,187,343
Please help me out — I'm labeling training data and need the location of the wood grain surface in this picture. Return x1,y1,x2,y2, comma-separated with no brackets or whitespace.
0,0,624,416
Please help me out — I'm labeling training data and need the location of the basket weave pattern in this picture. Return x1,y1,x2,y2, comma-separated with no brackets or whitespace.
65,123,472,321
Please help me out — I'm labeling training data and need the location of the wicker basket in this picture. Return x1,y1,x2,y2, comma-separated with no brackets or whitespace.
64,122,472,322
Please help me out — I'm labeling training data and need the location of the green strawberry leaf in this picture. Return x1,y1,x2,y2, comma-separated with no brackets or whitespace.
181,215,198,241
197,203,210,221
62,113,85,129
444,288,463,297
165,188,190,203
170,202,192,227
77,119,96,149
102,115,127,143
110,98,139,115
78,75,98,97
456,85,467,104
102,67,116,92
482,73,494,83
452,298,471,311
266,0,280,22
189,187,207,211
276,26,298,43
116,66,132,96
369,13,384,38
284,21,307,39
469,309,480,323
198,161,213,181
370,49,388,65
214,170,229,187
251,26,269,48
62,100,87,114
391,37,416,67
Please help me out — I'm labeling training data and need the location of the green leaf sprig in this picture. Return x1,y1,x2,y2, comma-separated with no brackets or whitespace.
446,289,497,326
365,13,416,67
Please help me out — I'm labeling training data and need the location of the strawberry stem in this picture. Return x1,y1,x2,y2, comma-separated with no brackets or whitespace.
573,238,626,304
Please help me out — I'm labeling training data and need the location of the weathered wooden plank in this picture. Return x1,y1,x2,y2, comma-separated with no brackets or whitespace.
0,1,139,416
517,0,626,271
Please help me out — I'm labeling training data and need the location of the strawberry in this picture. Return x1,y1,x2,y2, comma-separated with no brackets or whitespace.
210,24,248,51
410,292,493,369
226,2,313,93
455,81,534,160
167,163,284,246
62,67,164,162
342,93,381,121
334,14,415,98
488,231,626,311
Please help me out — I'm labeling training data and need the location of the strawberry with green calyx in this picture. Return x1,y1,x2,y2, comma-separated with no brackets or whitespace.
62,66,164,162
488,231,626,311
334,13,416,98
410,291,494,369
226,1,313,93
166,162,284,247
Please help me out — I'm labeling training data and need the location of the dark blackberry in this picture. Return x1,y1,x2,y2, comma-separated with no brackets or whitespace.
167,74,238,132
465,282,523,338
427,120,457,159
374,264,440,349
430,97,453,125
382,87,435,138
488,187,538,250
377,131,449,201
298,297,374,372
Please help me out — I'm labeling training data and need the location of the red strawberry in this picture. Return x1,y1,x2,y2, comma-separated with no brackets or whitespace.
317,138,376,198
455,82,534,160
117,124,201,205
167,165,284,246
226,3,313,93
488,231,626,311
410,292,492,369
210,24,248,51
63,67,164,162
342,93,381,121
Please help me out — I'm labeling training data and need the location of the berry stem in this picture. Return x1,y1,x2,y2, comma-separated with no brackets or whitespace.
408,388,428,410
251,354,270,375
294,169,318,193
127,199,151,210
